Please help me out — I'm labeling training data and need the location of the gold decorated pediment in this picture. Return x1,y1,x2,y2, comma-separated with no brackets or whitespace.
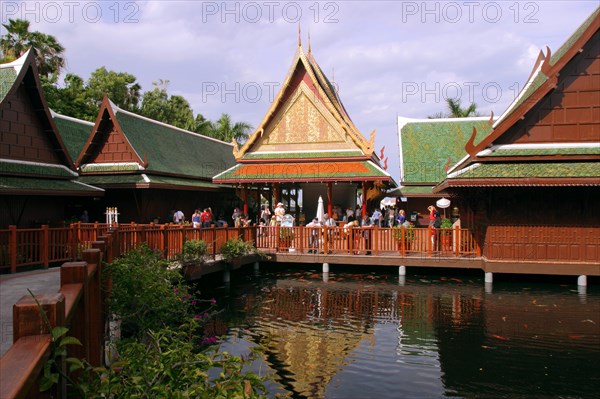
255,82,355,151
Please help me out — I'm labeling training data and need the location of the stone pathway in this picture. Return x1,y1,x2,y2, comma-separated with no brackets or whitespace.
0,268,61,357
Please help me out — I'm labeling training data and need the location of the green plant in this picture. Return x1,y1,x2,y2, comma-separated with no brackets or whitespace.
220,238,256,263
440,218,453,229
106,244,191,338
180,239,209,266
27,290,84,395
76,321,269,398
393,225,415,241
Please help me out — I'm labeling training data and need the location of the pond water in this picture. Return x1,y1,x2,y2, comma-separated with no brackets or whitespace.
194,266,600,399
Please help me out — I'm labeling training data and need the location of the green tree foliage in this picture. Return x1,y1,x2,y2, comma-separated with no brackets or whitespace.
86,66,141,111
204,113,253,145
428,98,479,119
140,80,196,131
0,18,65,82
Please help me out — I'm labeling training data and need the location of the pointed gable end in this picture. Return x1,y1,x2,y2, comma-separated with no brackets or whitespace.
0,50,74,169
76,96,146,172
235,45,374,161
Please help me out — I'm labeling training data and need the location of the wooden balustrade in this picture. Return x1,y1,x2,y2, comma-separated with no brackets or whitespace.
0,247,105,399
6,222,596,274
0,222,501,272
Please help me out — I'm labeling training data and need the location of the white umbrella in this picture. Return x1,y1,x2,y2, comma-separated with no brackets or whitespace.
436,197,451,218
316,196,325,223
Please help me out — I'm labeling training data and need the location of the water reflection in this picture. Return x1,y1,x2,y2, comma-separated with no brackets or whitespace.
199,269,600,399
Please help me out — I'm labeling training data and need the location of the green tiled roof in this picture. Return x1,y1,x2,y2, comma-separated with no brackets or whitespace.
114,111,236,179
0,176,103,193
401,119,492,183
454,162,600,179
78,173,225,189
0,67,17,103
53,114,93,161
0,159,76,178
481,146,600,157
243,150,364,160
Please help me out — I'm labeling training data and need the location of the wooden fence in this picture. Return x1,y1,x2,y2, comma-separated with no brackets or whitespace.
1,223,482,273
0,244,106,399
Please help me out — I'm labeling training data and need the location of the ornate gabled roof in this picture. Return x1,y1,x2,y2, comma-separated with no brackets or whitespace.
233,43,377,163
0,50,74,170
77,96,236,181
439,8,600,192
450,8,599,173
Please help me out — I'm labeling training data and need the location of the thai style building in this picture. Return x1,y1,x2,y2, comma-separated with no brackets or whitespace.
0,51,103,228
395,116,494,225
436,9,599,274
213,40,395,223
73,96,238,223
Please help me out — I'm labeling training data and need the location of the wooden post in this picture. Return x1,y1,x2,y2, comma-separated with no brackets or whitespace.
13,293,65,342
61,261,89,361
9,225,17,273
361,182,367,219
427,226,432,256
41,225,49,268
83,249,103,366
454,226,460,256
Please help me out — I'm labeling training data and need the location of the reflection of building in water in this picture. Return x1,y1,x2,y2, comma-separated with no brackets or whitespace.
238,278,483,398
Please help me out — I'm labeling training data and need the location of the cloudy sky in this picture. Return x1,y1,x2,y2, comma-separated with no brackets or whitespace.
2,1,597,180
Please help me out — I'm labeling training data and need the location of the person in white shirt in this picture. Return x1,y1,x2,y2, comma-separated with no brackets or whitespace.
306,217,321,253
173,210,184,224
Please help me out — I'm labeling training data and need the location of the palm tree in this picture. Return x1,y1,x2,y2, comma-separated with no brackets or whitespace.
446,98,477,118
208,113,252,145
0,19,65,81
428,98,479,119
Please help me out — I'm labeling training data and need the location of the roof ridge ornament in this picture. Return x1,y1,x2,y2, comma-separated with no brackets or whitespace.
541,46,552,75
465,127,478,157
298,23,301,47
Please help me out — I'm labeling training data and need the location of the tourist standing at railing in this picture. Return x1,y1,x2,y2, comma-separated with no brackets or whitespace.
260,205,271,223
397,209,406,225
360,212,372,255
192,210,201,228
306,217,321,253
200,209,211,228
173,209,185,224
371,208,382,227
387,207,396,227
274,202,285,224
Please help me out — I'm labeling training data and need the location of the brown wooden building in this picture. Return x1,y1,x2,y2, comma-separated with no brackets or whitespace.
437,9,600,274
213,40,395,222
0,51,103,228
73,96,238,223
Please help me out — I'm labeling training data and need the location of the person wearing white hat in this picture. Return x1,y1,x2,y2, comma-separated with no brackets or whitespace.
274,202,285,224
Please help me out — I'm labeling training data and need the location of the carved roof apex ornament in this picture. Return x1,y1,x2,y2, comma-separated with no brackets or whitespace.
232,139,240,158
541,46,552,75
465,127,478,158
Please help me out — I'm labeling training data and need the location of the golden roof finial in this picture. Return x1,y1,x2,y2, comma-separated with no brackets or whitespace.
298,23,301,47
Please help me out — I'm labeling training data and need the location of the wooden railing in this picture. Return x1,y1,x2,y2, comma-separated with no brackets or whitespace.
1,223,481,273
0,244,106,399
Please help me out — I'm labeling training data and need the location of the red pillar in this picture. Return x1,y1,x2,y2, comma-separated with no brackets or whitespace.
242,185,248,215
327,182,333,216
362,181,368,218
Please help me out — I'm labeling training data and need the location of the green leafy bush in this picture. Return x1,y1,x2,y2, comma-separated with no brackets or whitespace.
440,218,453,229
106,245,191,338
393,225,415,241
180,239,209,266
220,238,256,263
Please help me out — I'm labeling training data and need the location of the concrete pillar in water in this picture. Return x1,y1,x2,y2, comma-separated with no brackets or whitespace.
398,275,406,286
223,270,230,283
485,282,493,294
323,272,329,283
578,275,587,286
399,266,406,276
323,263,329,273
484,272,493,283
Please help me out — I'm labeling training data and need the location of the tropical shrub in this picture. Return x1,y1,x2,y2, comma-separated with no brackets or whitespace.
180,239,209,266
106,244,191,338
220,238,256,263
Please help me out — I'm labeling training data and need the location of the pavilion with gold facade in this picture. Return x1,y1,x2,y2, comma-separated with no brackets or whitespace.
213,38,395,222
